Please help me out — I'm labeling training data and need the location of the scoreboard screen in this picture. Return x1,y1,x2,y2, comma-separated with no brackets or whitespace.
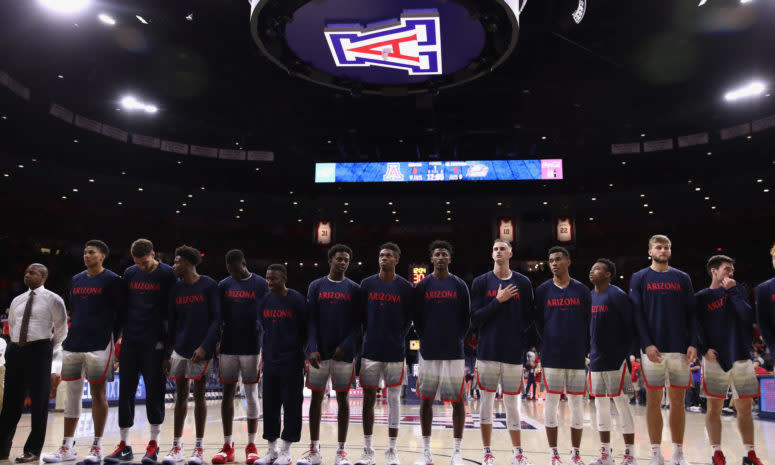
760,376,775,418
315,159,563,183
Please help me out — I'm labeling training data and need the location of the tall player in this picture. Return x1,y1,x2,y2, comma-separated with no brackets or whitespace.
106,239,175,465
412,240,471,465
162,246,221,465
354,243,413,465
256,264,307,465
630,235,696,465
695,255,763,465
535,246,591,465
300,244,361,465
43,240,124,464
212,250,268,465
755,245,775,359
587,259,636,465
471,239,535,465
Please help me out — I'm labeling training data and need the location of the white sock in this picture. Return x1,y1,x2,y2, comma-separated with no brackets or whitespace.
150,425,161,443
483,447,492,455
651,445,662,457
551,448,559,457
571,448,580,457
282,440,292,454
453,438,461,452
225,436,232,446
64,438,74,449
711,445,721,453
173,437,182,448
513,447,523,456
195,438,203,449
120,428,130,443
624,444,634,456
338,443,346,451
364,436,373,450
248,433,256,445
93,437,102,448
422,436,431,452
388,437,397,450
673,444,683,457
601,443,611,453
312,441,320,452
744,445,755,453
268,440,277,453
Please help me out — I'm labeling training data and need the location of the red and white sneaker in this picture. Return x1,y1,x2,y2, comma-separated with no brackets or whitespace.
162,446,185,465
334,450,351,465
589,447,614,465
246,444,260,465
570,451,585,465
213,443,236,464
551,454,563,465
482,454,495,465
620,454,637,465
43,445,77,463
84,445,104,464
743,451,763,465
710,451,725,465
188,447,205,465
513,454,533,465
296,450,323,465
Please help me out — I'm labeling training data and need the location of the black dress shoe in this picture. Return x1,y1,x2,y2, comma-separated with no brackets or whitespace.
15,452,39,463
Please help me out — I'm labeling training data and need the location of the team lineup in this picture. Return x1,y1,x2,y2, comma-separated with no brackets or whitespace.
1,235,774,465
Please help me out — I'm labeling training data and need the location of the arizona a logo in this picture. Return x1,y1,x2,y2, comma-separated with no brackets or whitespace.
383,163,404,181
324,10,442,75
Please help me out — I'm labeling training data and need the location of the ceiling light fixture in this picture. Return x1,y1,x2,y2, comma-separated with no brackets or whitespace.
724,81,767,102
39,0,90,13
135,14,148,24
97,13,115,25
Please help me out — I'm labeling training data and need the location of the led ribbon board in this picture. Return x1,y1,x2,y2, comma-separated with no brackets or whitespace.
315,159,563,183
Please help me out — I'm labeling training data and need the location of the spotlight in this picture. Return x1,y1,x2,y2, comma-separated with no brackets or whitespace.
39,0,90,14
97,13,115,25
724,81,767,102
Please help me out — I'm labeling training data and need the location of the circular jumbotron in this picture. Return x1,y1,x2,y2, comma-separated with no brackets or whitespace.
250,0,521,96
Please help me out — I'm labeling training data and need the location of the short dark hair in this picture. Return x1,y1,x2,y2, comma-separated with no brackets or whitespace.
429,240,453,256
328,244,353,260
380,242,401,258
225,249,245,264
595,258,616,277
548,246,570,259
267,263,287,276
175,245,202,267
130,238,154,258
706,255,735,275
85,239,109,256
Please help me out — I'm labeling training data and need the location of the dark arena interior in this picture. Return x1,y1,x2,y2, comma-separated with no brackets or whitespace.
0,0,774,464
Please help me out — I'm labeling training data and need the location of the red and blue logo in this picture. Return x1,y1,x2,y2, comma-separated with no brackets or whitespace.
324,10,442,75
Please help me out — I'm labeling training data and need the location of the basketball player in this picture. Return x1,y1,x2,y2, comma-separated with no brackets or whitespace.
256,264,307,465
695,255,763,465
212,250,268,465
535,246,591,465
755,245,775,356
299,244,360,465
106,239,175,465
471,239,535,465
162,246,221,465
354,243,413,465
630,235,696,465
412,240,471,465
43,240,124,464
587,259,636,465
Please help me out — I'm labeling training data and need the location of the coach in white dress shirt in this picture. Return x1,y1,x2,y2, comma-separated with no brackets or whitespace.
0,263,68,463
